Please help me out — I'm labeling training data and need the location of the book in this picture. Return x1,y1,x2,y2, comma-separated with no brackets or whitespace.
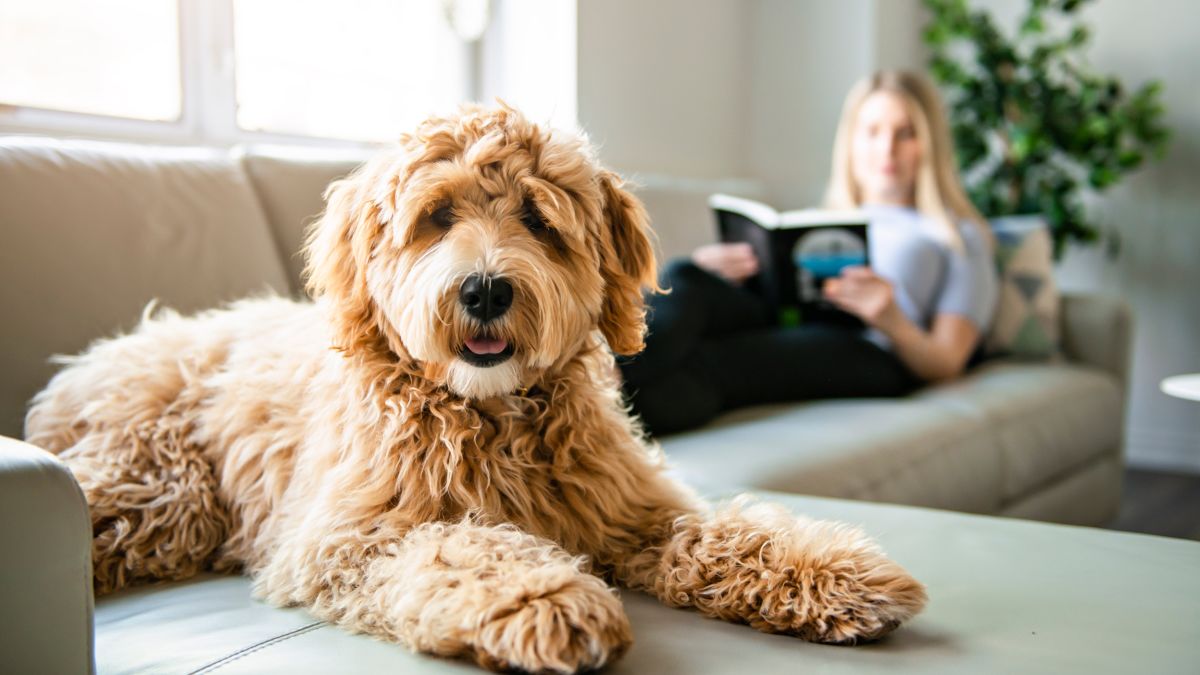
708,193,870,327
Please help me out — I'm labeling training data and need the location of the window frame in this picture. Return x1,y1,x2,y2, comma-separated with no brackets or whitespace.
0,0,481,149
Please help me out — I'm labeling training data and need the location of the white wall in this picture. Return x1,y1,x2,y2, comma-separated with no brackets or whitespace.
1052,0,1200,472
578,0,873,256
578,0,930,202
481,0,578,132
576,0,919,254
873,0,928,74
749,0,933,207
576,0,751,179
747,0,873,207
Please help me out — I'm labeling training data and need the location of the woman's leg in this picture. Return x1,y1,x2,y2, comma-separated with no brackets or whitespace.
627,324,919,436
699,325,919,410
618,259,768,391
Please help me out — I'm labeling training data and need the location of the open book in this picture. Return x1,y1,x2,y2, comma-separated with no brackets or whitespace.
709,193,870,327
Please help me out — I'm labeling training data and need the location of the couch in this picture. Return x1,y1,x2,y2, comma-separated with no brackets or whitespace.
0,136,1148,674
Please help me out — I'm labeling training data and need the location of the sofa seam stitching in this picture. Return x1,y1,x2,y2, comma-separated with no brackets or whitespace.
187,620,327,674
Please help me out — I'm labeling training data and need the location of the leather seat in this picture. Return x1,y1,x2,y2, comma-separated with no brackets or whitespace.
92,491,1200,674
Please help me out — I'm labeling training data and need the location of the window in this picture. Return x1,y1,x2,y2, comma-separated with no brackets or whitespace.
0,0,576,147
0,0,182,122
232,0,470,142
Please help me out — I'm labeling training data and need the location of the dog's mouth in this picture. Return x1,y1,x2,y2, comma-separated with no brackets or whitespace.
459,335,515,367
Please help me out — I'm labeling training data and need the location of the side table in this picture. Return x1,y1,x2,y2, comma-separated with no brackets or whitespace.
1161,373,1200,401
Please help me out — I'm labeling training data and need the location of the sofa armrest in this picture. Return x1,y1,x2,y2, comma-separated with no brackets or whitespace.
0,435,95,675
1059,292,1133,388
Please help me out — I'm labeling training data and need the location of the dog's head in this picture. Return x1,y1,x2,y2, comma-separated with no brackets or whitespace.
304,104,660,399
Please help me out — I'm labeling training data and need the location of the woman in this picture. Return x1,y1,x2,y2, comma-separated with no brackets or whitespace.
619,70,998,435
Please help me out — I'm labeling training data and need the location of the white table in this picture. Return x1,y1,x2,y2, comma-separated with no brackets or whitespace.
1161,373,1200,402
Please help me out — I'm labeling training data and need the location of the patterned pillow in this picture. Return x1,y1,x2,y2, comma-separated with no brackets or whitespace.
985,216,1060,359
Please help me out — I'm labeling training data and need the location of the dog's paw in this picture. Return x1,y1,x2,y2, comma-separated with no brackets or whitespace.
785,558,927,645
473,574,632,673
677,504,927,645
751,523,928,644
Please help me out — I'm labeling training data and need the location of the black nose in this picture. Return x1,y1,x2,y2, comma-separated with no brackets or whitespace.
459,274,513,322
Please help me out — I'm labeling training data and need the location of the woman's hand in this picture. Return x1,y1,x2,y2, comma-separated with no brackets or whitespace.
692,242,759,284
822,266,902,330
825,266,981,382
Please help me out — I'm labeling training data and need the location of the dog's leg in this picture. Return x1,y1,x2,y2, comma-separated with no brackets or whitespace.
24,307,242,594
54,416,232,595
258,519,631,673
614,496,927,644
29,377,231,595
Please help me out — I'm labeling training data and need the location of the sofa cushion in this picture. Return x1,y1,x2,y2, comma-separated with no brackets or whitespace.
92,493,1200,674
238,147,367,293
0,137,293,439
985,216,1061,359
916,360,1124,502
660,398,1004,514
660,361,1122,515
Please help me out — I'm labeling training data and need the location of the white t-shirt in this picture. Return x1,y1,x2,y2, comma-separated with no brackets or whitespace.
863,204,998,348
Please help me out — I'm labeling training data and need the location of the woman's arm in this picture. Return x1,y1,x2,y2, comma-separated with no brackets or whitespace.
875,311,979,382
824,267,979,382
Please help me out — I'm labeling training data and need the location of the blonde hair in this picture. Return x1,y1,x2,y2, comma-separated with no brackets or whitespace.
824,70,989,252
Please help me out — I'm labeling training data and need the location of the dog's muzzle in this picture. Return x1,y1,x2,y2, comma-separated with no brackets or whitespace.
458,274,515,367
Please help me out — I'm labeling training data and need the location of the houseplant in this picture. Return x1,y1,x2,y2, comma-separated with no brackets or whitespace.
922,0,1170,258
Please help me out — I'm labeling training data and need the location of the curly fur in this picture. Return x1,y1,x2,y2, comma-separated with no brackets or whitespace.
26,104,926,672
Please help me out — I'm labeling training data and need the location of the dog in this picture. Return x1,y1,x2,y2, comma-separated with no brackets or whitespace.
26,104,926,672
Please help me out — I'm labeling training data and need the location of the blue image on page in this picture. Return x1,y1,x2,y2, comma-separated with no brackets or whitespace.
793,229,867,302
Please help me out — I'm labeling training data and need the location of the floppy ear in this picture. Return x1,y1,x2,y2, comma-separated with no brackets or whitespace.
303,164,393,360
597,171,662,356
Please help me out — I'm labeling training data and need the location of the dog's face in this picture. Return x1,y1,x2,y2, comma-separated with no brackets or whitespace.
305,105,659,399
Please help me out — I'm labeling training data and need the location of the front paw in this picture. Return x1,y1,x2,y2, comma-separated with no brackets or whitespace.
682,502,927,644
763,529,928,644
473,573,632,673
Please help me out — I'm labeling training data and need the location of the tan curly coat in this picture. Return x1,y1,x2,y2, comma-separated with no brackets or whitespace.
26,105,926,673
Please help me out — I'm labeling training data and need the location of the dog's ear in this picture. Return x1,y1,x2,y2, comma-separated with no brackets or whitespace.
303,164,391,358
597,171,662,356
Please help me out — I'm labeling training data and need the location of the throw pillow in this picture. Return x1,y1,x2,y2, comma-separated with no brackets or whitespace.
985,215,1060,359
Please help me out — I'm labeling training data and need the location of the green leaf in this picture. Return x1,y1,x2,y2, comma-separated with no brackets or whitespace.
1010,128,1036,161
1085,115,1112,138
922,0,1171,255
1117,150,1143,169
1088,166,1118,189
923,24,949,46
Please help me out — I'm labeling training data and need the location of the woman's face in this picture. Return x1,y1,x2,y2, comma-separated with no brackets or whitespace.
851,91,922,206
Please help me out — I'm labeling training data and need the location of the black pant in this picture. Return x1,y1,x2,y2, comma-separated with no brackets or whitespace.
619,259,920,436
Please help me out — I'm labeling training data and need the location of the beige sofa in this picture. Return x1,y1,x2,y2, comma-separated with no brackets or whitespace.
0,137,1153,674
0,136,1130,523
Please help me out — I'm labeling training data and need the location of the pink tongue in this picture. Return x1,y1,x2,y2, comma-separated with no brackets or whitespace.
465,337,508,355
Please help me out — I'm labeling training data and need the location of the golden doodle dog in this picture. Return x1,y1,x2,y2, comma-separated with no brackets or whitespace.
27,104,926,672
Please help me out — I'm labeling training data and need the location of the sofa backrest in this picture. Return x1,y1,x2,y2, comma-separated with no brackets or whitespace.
237,147,365,291
1,136,1117,442
0,137,296,438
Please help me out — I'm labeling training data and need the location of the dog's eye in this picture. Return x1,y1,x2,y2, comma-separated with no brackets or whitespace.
430,205,454,228
521,206,546,232
521,202,547,233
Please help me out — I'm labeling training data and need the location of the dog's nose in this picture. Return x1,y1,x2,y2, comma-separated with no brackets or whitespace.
459,274,513,322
